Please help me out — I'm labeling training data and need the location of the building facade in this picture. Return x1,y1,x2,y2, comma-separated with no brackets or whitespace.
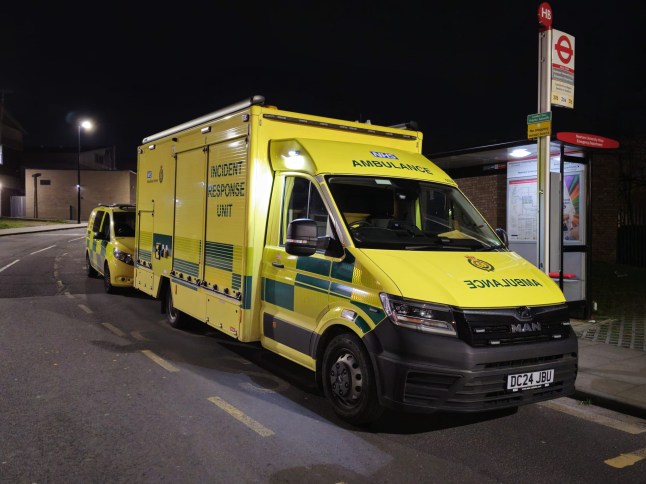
24,169,135,221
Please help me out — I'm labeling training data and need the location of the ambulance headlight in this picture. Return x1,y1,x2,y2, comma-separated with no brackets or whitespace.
113,248,134,266
379,293,457,336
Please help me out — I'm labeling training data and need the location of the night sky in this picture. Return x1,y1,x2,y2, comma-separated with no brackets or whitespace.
2,1,645,171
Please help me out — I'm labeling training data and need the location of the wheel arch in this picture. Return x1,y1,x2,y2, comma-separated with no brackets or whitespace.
159,276,171,315
313,317,383,393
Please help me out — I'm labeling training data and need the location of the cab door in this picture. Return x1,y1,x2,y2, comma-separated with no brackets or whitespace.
87,209,107,272
96,211,112,272
260,174,337,369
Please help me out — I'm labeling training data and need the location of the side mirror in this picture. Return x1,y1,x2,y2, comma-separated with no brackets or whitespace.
93,231,105,241
495,227,509,248
285,218,318,256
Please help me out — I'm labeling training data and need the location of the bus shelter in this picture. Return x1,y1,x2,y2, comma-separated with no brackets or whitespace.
429,135,618,319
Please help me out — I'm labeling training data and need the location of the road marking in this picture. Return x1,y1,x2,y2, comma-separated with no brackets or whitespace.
0,259,20,273
102,323,126,337
540,398,646,434
141,349,180,372
208,396,275,437
30,244,56,255
67,236,85,242
78,304,93,314
605,446,646,468
240,382,276,394
131,331,150,341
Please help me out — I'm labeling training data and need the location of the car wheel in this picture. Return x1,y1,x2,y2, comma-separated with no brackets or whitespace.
166,283,185,328
86,252,98,277
322,332,383,426
103,263,115,294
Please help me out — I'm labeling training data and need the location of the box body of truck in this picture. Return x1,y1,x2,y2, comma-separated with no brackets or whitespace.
135,95,578,424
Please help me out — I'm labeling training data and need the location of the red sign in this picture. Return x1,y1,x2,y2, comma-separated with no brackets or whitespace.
538,2,552,29
556,132,620,149
555,35,574,65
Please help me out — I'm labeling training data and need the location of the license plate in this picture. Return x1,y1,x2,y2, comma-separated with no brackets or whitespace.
507,369,554,391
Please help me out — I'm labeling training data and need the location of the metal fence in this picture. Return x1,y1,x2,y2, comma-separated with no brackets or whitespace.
618,207,646,267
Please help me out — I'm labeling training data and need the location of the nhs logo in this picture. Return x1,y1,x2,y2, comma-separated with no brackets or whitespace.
370,151,398,160
146,170,153,179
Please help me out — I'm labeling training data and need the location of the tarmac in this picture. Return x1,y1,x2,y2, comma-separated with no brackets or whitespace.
1,222,645,419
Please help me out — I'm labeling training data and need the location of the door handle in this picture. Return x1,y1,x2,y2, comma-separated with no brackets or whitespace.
272,261,284,268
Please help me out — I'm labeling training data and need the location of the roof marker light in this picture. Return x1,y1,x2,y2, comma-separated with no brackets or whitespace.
283,150,305,169
510,148,530,158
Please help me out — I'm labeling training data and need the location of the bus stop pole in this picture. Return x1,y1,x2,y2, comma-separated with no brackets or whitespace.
537,19,553,274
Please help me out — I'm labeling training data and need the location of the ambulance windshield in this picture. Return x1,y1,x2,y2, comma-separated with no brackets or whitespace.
326,176,504,251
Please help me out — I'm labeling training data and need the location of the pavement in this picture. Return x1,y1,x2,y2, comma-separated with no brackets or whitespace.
2,221,645,419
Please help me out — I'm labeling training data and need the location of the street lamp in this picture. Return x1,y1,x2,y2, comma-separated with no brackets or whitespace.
32,173,42,218
77,119,93,223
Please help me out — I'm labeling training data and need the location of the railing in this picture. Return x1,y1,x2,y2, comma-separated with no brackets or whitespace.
618,208,646,267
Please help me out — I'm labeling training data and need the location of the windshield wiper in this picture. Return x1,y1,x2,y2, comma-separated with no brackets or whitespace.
405,237,472,251
405,236,500,251
481,243,506,251
405,244,472,251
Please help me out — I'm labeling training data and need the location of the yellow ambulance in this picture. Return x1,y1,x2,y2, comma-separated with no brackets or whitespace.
86,203,136,293
134,96,578,425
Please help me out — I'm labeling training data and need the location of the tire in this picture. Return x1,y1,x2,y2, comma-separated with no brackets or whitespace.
165,283,185,328
103,263,115,294
86,252,98,277
322,332,384,426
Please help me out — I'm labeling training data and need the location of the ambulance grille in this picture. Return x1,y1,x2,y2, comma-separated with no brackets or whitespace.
455,304,572,347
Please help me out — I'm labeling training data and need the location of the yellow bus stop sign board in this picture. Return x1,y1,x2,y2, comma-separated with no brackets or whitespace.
528,120,551,139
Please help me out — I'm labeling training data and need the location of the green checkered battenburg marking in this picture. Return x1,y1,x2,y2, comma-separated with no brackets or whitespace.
263,251,385,333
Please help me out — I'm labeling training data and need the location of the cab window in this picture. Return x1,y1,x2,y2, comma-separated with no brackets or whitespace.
92,211,106,233
100,213,111,239
280,176,333,245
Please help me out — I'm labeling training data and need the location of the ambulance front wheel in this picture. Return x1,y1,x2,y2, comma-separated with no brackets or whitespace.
165,284,186,328
103,263,115,294
322,332,384,426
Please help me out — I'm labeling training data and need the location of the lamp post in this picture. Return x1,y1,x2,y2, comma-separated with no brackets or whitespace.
77,119,93,223
32,173,42,218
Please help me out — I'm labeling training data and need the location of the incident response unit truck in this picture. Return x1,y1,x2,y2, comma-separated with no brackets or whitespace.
134,95,578,425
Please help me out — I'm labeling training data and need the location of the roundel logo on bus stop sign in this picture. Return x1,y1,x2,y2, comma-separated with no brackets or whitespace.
552,30,575,71
555,35,574,65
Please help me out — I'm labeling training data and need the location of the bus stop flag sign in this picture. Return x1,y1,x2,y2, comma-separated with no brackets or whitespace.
552,29,575,108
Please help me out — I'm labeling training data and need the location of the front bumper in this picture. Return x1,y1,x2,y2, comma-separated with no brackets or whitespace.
366,319,578,413
108,260,134,287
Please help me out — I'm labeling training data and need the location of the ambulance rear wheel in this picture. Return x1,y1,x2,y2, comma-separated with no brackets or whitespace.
86,253,97,277
166,284,185,328
322,332,383,426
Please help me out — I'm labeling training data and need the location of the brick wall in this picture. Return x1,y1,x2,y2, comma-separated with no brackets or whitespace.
24,169,136,221
455,173,507,230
